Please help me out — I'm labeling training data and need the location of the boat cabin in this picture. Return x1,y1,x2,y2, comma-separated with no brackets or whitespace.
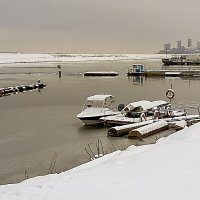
82,95,115,110
127,64,145,76
121,100,170,118
77,94,119,125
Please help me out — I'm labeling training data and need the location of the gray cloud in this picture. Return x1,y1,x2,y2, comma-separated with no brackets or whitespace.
0,0,200,53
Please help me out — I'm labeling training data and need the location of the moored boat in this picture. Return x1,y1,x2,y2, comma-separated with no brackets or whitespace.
77,94,120,125
101,100,186,126
162,55,200,65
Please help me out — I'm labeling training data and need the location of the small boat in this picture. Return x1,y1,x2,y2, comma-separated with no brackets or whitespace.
24,85,34,90
121,100,170,119
101,100,186,126
36,83,46,89
7,87,19,93
0,88,6,97
77,94,120,125
162,55,185,65
3,87,15,95
16,85,26,92
161,55,200,65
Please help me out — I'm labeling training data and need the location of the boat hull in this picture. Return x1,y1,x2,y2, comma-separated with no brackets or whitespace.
78,116,106,125
78,113,120,126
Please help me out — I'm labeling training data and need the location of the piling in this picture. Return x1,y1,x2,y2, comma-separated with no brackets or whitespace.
59,70,61,78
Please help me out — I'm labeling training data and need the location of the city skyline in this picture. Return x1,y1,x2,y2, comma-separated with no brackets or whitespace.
158,38,200,54
1,0,200,53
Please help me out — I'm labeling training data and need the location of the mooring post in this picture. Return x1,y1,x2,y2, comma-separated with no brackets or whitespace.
59,70,61,78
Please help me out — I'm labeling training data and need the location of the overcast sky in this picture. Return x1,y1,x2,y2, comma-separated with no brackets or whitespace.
0,0,199,53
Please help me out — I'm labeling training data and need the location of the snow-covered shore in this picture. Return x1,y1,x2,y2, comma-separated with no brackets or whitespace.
0,53,165,64
1,123,200,200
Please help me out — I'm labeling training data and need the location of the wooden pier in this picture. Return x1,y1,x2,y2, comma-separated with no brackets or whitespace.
127,64,200,77
129,69,200,77
84,71,119,76
144,69,200,77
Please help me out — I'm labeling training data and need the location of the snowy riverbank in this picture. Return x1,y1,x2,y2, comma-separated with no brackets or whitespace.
0,53,165,64
1,123,200,200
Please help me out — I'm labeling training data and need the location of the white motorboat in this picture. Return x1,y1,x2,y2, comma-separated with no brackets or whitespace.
101,100,186,126
77,94,120,125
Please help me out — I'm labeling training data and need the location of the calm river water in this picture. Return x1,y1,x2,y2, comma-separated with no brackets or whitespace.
0,59,200,184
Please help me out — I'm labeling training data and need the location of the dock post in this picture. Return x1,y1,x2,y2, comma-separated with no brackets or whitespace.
58,70,61,78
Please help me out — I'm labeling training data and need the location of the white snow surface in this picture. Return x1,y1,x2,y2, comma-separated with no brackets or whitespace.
86,94,114,101
0,53,165,65
112,120,154,131
1,122,200,199
77,107,115,118
130,119,168,135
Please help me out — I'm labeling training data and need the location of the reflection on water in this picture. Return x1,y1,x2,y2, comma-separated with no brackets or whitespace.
128,76,144,85
0,60,200,184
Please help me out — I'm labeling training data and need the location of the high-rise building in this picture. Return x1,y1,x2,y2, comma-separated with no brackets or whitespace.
188,39,192,47
197,42,200,49
177,40,181,49
164,43,171,50
158,39,200,54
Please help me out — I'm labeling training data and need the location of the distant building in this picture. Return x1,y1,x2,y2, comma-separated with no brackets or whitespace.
164,43,171,51
197,42,200,49
158,39,200,54
188,39,192,47
177,40,181,50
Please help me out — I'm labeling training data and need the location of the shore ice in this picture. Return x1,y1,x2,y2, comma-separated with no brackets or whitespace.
1,122,200,200
0,53,166,65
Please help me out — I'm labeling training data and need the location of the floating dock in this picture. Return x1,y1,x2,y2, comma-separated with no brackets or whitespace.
107,120,154,137
144,69,200,77
128,69,200,77
128,120,169,139
0,82,46,97
127,63,200,77
84,71,119,76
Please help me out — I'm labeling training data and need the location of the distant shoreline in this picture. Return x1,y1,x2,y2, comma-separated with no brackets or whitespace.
0,53,165,65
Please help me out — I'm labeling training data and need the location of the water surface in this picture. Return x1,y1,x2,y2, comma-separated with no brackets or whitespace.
0,60,199,184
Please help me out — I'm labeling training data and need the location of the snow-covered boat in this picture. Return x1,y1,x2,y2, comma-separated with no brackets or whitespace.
77,95,120,125
101,100,186,126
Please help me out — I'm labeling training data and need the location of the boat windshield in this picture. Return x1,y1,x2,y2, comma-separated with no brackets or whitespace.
83,98,115,110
